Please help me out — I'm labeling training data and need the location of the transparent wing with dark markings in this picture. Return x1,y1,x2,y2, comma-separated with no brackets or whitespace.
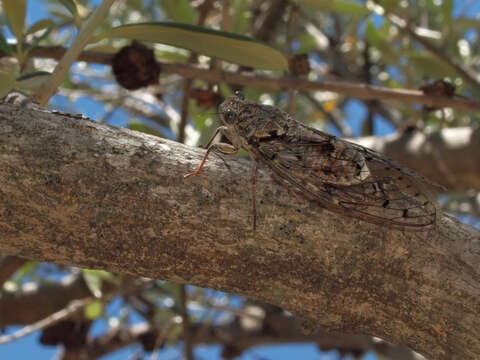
255,124,438,230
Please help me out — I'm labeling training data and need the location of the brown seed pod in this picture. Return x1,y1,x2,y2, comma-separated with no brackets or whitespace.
190,87,221,109
289,54,311,76
111,41,161,90
420,79,455,97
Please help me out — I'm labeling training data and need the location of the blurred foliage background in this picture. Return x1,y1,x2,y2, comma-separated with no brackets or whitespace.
0,0,479,359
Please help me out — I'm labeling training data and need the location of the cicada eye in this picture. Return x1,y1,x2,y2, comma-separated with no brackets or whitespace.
223,108,236,124
234,90,245,100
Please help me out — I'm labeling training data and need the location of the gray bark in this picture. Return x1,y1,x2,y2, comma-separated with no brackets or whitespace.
0,102,479,359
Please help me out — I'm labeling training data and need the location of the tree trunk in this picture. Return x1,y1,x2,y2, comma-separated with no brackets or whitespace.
0,102,479,359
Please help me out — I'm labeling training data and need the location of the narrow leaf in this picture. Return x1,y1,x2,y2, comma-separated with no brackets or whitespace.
84,300,104,320
231,0,250,34
3,0,27,41
408,53,455,78
16,71,51,92
332,0,370,16
162,0,195,24
442,0,452,24
57,0,79,18
11,261,38,284
26,19,55,35
0,70,17,98
82,269,103,298
365,19,398,63
93,22,288,70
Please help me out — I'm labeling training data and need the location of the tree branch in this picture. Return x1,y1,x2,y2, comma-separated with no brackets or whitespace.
3,46,480,111
0,273,420,360
84,317,423,360
0,103,479,359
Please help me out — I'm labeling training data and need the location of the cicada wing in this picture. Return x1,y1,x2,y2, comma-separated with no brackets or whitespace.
256,126,438,230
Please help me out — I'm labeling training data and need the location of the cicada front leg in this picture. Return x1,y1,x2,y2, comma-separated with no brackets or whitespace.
251,160,260,231
184,127,239,179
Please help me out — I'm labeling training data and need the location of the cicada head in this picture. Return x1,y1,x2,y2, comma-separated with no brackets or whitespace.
218,91,249,126
219,92,288,140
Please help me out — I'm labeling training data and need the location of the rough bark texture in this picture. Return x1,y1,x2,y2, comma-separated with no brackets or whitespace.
0,103,479,359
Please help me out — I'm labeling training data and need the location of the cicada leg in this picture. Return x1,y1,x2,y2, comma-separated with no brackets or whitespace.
184,126,238,178
184,142,238,178
251,160,259,231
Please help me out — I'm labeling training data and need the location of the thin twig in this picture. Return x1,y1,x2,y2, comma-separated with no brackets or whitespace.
148,317,180,360
0,277,153,345
0,297,94,344
5,46,480,111
179,285,194,360
178,80,192,144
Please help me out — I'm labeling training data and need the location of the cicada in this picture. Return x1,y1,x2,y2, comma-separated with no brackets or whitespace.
185,92,440,231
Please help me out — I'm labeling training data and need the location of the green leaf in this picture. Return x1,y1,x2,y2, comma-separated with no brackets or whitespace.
11,261,38,284
0,31,11,54
162,0,195,24
154,47,189,63
56,0,78,18
82,269,110,298
231,0,250,34
84,269,114,281
332,0,370,16
30,26,54,48
26,18,55,35
365,19,397,62
16,71,51,92
408,53,456,78
442,0,452,22
3,0,27,41
84,300,103,320
0,70,17,98
48,9,75,22
93,22,288,71
296,33,319,54
295,0,370,17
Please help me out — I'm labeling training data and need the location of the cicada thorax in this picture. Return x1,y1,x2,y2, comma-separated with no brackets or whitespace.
232,103,289,144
